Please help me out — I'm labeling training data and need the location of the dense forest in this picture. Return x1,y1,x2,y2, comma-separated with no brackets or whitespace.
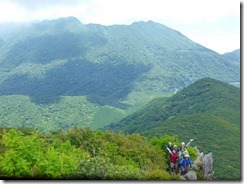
0,126,198,180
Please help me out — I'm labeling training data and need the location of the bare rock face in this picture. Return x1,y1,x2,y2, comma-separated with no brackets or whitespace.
192,146,214,180
202,152,214,180
192,153,204,171
184,171,197,180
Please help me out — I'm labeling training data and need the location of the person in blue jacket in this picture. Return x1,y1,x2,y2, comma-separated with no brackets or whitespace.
180,153,192,175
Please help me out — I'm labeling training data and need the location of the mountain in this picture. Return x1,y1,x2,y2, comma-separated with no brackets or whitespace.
104,77,240,180
0,17,240,131
223,49,240,63
222,49,240,87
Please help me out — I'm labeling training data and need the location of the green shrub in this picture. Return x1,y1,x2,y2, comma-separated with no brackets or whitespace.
145,169,177,180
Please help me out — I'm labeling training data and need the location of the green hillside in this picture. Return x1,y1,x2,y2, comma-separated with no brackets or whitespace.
105,78,240,180
0,17,240,130
0,95,128,132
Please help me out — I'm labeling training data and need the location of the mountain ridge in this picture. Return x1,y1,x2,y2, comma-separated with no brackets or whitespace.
105,77,240,131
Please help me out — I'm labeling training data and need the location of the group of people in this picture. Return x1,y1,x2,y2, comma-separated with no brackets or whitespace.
165,139,194,175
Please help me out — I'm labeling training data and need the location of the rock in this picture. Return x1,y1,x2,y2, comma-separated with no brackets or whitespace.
192,163,200,171
202,152,214,180
192,146,204,170
191,149,214,180
192,152,204,171
184,171,197,180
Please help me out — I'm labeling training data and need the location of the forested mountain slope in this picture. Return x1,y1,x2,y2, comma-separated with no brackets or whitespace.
223,49,240,63
0,17,240,130
105,78,240,180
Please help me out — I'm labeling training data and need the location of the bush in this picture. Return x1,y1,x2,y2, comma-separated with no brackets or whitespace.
145,169,177,180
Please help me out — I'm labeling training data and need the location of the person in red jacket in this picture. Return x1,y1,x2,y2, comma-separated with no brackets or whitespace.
167,148,179,174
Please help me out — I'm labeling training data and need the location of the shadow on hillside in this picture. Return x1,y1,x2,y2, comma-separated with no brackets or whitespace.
3,31,107,67
0,59,152,108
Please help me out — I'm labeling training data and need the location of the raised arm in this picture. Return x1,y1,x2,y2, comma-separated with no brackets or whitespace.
166,146,172,154
186,139,194,147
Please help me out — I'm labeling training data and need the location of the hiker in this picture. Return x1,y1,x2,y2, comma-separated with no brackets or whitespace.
166,146,179,174
167,141,173,151
179,147,188,160
168,142,179,153
179,139,194,160
180,154,192,175
180,139,194,152
173,144,180,154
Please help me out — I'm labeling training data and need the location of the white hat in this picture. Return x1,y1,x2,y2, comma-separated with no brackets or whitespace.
184,154,190,158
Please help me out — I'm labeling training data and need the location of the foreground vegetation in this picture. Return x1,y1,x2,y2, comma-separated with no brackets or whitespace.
0,126,198,180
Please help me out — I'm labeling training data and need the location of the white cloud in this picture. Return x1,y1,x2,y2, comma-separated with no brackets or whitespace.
7,0,81,11
0,1,27,22
0,0,89,22
1,0,239,25
29,4,89,22
82,0,240,25
190,33,240,54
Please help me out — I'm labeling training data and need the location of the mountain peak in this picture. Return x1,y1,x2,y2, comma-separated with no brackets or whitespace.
55,16,81,24
49,16,80,22
37,16,82,26
130,20,171,29
223,49,240,62
130,20,156,25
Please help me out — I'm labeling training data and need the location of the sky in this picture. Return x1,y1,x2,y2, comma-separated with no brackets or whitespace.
0,0,241,54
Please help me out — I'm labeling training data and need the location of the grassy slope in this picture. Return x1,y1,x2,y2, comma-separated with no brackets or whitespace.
105,78,240,179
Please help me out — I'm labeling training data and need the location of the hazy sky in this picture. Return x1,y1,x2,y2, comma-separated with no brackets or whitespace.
0,0,240,54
